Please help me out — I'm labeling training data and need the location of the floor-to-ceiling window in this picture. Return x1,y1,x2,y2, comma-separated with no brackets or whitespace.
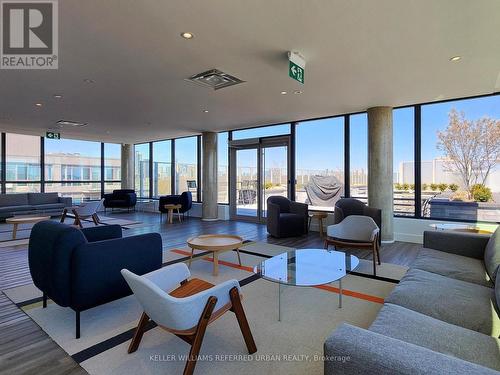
45,138,102,203
175,137,198,201
104,143,122,193
393,107,415,216
349,113,368,202
295,117,344,209
218,132,229,204
5,133,41,193
421,95,500,222
152,140,172,197
134,143,150,198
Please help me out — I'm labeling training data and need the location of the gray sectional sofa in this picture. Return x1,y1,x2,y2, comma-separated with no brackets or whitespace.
325,228,500,374
0,192,72,219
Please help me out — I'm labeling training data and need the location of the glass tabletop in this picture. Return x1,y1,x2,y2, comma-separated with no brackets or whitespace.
253,249,359,287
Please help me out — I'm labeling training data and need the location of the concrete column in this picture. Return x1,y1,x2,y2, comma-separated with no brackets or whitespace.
202,132,218,220
367,107,394,242
121,144,134,190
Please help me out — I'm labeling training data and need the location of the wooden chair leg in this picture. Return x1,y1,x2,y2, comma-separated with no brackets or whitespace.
92,213,100,226
128,312,150,354
183,296,217,375
229,287,257,354
376,240,381,265
372,242,377,276
324,240,329,250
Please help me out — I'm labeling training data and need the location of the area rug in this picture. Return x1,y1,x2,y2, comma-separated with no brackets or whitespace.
4,242,408,375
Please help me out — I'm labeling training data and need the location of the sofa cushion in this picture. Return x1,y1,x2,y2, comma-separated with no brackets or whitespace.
28,192,59,205
412,247,492,287
369,303,500,371
484,228,500,283
0,205,35,213
0,193,28,207
33,203,65,211
385,268,499,336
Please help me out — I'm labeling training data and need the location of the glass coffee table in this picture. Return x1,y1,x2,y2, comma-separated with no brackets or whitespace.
253,249,359,321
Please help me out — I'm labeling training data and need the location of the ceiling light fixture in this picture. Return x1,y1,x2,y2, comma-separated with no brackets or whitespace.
181,32,194,39
280,91,287,95
450,56,461,62
294,90,303,94
35,103,43,107
53,94,63,99
83,78,95,84
203,110,209,113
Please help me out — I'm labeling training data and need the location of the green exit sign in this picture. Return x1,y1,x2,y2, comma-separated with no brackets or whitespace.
46,131,60,139
288,51,305,84
289,61,304,84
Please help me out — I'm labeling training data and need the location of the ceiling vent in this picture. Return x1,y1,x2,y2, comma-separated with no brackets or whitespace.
186,69,244,90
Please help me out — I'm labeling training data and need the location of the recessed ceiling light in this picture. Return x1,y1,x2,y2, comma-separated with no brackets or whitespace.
53,94,63,99
294,90,303,94
181,32,194,39
83,78,95,84
35,103,43,107
450,56,461,62
280,91,287,95
203,110,209,113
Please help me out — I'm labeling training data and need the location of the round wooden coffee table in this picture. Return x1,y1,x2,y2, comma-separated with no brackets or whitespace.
6,215,51,239
187,234,244,276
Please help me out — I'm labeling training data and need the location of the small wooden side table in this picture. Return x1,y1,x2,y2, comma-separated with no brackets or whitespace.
164,204,182,224
308,211,329,238
187,234,244,276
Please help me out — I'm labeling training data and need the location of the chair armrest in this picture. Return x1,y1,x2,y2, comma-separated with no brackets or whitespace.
423,231,490,259
103,193,114,200
58,196,72,207
324,324,497,375
168,279,241,330
290,201,308,217
71,233,163,311
267,202,280,216
126,193,137,206
81,224,122,242
144,263,191,292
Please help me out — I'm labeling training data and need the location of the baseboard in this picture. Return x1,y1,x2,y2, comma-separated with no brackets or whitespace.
394,232,422,244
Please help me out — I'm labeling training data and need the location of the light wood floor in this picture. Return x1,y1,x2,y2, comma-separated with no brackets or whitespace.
0,212,422,375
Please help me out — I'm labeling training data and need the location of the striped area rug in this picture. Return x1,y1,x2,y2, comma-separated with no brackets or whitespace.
4,241,408,375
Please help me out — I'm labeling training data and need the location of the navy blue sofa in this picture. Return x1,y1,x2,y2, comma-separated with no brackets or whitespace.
28,221,162,338
103,189,137,211
159,191,192,219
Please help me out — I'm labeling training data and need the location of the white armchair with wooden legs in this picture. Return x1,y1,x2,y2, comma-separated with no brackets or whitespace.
60,199,104,228
121,263,257,375
324,215,381,275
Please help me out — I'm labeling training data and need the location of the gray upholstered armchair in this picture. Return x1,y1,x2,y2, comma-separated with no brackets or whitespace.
266,196,308,238
334,198,382,244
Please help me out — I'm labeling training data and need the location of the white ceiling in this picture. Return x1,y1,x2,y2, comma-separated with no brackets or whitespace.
0,0,499,144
